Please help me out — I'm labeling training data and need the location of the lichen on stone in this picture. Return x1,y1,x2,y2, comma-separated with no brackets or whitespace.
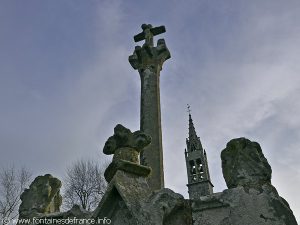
103,124,152,182
19,174,62,219
221,137,272,189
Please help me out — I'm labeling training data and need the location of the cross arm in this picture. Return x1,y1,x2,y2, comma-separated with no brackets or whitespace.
134,32,145,42
133,25,166,42
150,26,166,36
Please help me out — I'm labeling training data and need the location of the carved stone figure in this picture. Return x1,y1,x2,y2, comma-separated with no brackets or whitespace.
103,124,152,182
193,137,298,225
18,174,62,219
103,124,151,163
221,137,272,189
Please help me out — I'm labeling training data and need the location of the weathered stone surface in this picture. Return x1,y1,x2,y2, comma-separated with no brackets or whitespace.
92,170,153,225
93,170,192,225
221,137,272,189
129,24,170,72
145,188,192,225
97,122,192,225
104,158,151,183
103,124,152,157
192,138,297,225
19,174,62,219
103,124,152,182
193,185,297,225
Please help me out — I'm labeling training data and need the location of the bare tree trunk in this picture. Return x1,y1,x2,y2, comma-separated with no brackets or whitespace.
0,166,31,223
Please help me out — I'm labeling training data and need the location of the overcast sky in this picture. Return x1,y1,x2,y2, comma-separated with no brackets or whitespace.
0,0,299,221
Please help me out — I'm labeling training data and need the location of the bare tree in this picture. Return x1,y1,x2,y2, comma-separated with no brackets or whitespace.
0,166,31,222
63,159,107,211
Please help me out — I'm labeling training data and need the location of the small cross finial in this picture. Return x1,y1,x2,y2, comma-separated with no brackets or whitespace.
133,24,166,47
187,104,191,114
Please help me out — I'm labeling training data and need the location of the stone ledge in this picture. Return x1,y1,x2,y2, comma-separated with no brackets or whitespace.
104,160,151,183
192,198,229,212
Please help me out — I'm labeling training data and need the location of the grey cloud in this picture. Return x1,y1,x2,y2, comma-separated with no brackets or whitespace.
0,0,299,222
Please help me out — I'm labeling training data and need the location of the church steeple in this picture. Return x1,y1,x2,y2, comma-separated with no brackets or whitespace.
185,105,213,199
188,112,203,152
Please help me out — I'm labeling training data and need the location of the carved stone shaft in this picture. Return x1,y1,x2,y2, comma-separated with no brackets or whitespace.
139,67,164,190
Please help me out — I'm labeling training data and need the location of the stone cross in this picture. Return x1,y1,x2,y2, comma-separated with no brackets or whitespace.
129,24,171,191
134,24,166,47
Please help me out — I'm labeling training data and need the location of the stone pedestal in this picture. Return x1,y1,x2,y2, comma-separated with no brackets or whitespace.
104,159,151,183
95,123,191,225
93,170,192,225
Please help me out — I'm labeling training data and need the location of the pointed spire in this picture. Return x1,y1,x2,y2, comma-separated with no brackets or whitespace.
187,105,203,151
184,105,214,198
188,110,198,140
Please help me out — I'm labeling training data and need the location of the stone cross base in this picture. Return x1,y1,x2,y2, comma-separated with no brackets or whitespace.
104,160,151,183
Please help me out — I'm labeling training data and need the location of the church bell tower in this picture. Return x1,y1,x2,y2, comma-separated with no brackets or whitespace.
185,106,213,199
